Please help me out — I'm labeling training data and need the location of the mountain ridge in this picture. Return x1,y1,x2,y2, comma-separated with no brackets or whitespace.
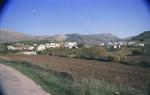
130,30,150,45
2,29,149,45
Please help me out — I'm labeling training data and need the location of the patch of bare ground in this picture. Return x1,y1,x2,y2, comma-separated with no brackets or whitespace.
0,54,150,91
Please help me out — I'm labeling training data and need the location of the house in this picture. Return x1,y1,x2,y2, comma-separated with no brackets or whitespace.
20,51,37,55
113,45,117,49
45,43,60,48
100,42,105,46
128,41,136,46
136,43,144,47
28,46,34,50
139,43,144,47
108,42,112,45
64,42,78,49
7,46,17,50
49,43,56,48
34,44,37,46
55,43,60,48
37,44,46,51
118,42,124,46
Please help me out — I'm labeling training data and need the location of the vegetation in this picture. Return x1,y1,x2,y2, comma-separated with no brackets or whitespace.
0,43,8,54
0,61,145,95
1,41,150,67
38,46,150,67
41,46,112,61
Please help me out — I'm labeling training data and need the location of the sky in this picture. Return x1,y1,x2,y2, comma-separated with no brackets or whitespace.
0,0,150,38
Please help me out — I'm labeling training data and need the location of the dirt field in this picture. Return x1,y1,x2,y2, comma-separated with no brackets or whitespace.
0,54,150,91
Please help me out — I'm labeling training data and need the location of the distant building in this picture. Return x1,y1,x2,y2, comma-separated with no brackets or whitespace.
108,42,112,46
28,46,34,50
100,42,105,46
136,43,144,47
113,45,117,49
37,44,46,51
20,51,37,55
128,41,136,46
45,43,60,48
16,46,23,50
34,44,37,46
64,42,78,49
7,46,17,50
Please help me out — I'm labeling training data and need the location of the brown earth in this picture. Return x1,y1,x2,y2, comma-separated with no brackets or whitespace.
0,54,150,92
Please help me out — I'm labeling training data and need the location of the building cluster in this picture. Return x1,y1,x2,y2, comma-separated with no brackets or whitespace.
7,44,35,51
5,41,144,55
7,42,78,55
99,41,144,49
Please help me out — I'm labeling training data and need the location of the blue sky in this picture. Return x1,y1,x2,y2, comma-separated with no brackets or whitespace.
0,0,150,38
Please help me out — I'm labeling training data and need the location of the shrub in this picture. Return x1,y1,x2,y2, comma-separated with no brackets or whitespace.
99,56,113,62
111,55,121,62
132,50,142,55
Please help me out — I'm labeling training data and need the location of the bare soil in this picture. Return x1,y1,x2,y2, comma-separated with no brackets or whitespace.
0,54,150,91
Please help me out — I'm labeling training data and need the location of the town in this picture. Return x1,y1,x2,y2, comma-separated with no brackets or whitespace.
4,41,144,55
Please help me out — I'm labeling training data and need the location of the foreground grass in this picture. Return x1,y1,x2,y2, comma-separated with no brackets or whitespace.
0,61,144,95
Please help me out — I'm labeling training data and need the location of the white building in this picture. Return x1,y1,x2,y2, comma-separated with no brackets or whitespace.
49,43,57,48
34,44,37,46
45,43,60,48
113,45,117,49
100,42,105,46
28,46,34,50
118,42,124,46
55,43,60,48
37,44,46,51
64,42,77,49
137,43,144,47
108,42,112,46
128,41,136,46
20,51,37,55
7,46,17,50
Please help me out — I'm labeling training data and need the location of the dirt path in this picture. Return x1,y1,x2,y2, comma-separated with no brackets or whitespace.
0,64,50,95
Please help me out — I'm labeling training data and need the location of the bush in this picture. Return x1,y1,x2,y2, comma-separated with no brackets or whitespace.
99,56,113,62
111,55,121,62
43,47,108,61
132,50,142,55
121,61,150,67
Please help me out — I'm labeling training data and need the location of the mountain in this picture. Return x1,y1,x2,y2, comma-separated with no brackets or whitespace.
131,30,150,44
132,30,150,40
0,29,35,42
65,33,121,44
44,34,67,42
0,29,121,44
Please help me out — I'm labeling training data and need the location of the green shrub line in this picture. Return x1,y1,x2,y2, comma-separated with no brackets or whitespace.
38,47,150,67
121,61,150,67
0,61,144,95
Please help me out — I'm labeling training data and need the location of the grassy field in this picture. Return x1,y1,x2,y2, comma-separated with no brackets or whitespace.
0,54,150,95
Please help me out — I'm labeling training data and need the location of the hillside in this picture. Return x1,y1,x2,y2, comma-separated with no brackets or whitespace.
131,30,150,44
0,29,35,42
0,29,121,44
65,33,121,44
